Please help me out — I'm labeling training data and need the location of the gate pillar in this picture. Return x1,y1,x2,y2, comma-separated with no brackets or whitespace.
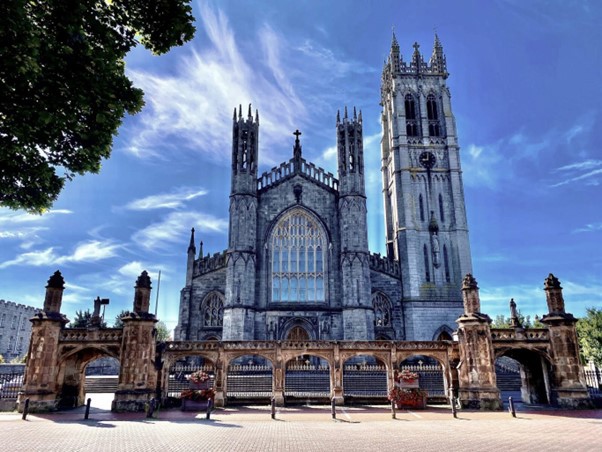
541,274,592,408
112,271,158,411
456,274,502,410
17,271,69,412
331,343,344,405
214,348,226,407
272,344,285,406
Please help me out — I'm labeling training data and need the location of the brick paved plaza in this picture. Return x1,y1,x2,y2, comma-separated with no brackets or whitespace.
1,402,600,452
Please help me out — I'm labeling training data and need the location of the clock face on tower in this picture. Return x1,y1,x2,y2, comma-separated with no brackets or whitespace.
419,151,436,169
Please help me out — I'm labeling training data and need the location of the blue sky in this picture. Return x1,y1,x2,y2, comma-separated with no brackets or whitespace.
1,0,601,334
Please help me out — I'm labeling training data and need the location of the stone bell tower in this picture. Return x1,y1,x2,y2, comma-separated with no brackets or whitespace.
380,33,472,339
222,104,259,340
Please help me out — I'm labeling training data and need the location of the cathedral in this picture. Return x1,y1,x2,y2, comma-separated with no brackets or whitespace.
175,34,473,342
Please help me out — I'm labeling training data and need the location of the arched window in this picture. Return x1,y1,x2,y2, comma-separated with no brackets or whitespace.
373,293,392,327
423,244,430,282
443,245,450,283
201,292,224,327
427,94,441,137
419,194,425,222
271,209,327,303
438,193,445,223
405,94,418,137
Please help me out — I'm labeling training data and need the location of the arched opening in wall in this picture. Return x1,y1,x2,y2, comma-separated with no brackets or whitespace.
285,354,330,404
495,350,551,406
226,354,272,405
436,331,452,341
166,356,215,410
398,355,447,405
343,355,387,404
286,325,310,341
83,357,120,410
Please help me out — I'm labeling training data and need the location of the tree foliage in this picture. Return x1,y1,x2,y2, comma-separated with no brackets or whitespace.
0,0,195,212
490,311,544,329
69,308,107,328
576,307,602,367
155,320,171,342
113,309,130,328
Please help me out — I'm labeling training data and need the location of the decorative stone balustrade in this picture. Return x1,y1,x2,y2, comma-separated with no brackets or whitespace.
195,250,227,276
59,328,122,343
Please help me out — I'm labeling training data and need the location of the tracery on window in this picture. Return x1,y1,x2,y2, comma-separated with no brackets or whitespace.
271,209,326,303
201,292,224,327
405,94,418,137
427,94,441,137
373,293,392,327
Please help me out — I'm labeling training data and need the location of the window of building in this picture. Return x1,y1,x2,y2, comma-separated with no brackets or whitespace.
419,194,425,222
201,292,224,327
424,244,431,282
11,315,17,329
271,209,326,303
373,293,392,327
0,313,5,327
438,193,445,223
443,245,451,283
405,94,418,137
427,94,441,137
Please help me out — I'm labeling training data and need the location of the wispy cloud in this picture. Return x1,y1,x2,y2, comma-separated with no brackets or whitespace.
0,240,121,269
572,222,602,233
551,159,602,187
0,209,72,226
123,3,372,167
133,211,228,251
123,187,208,211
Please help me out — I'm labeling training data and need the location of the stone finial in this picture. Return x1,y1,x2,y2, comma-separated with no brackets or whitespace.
43,270,65,313
461,273,480,314
46,270,65,289
133,271,152,314
544,273,565,314
136,270,152,289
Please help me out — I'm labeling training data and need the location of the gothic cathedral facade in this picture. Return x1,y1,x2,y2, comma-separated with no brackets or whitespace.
175,35,472,342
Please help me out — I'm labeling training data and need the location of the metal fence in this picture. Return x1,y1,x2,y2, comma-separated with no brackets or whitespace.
166,364,214,398
227,364,272,400
399,365,446,398
585,369,601,396
343,365,387,397
0,371,24,399
285,364,330,399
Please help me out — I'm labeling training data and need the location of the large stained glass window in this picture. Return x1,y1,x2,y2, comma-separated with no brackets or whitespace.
271,209,326,303
201,292,224,327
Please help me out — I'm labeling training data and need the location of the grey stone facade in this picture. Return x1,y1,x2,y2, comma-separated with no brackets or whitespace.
175,35,470,342
0,300,38,360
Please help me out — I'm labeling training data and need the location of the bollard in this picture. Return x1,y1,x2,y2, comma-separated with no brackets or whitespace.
508,396,516,418
206,399,212,420
22,398,30,421
84,398,92,420
391,400,396,419
451,397,457,418
271,398,276,420
147,397,156,419
331,398,336,420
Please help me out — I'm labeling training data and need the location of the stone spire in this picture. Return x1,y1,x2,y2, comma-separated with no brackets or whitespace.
389,31,401,73
187,227,196,254
429,33,448,76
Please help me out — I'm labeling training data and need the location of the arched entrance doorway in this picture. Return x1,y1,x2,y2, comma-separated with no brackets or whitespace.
496,349,551,405
286,326,310,341
84,357,120,410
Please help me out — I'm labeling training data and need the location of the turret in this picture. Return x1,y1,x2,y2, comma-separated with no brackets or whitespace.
231,103,259,195
543,273,566,315
429,33,448,77
337,106,365,195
